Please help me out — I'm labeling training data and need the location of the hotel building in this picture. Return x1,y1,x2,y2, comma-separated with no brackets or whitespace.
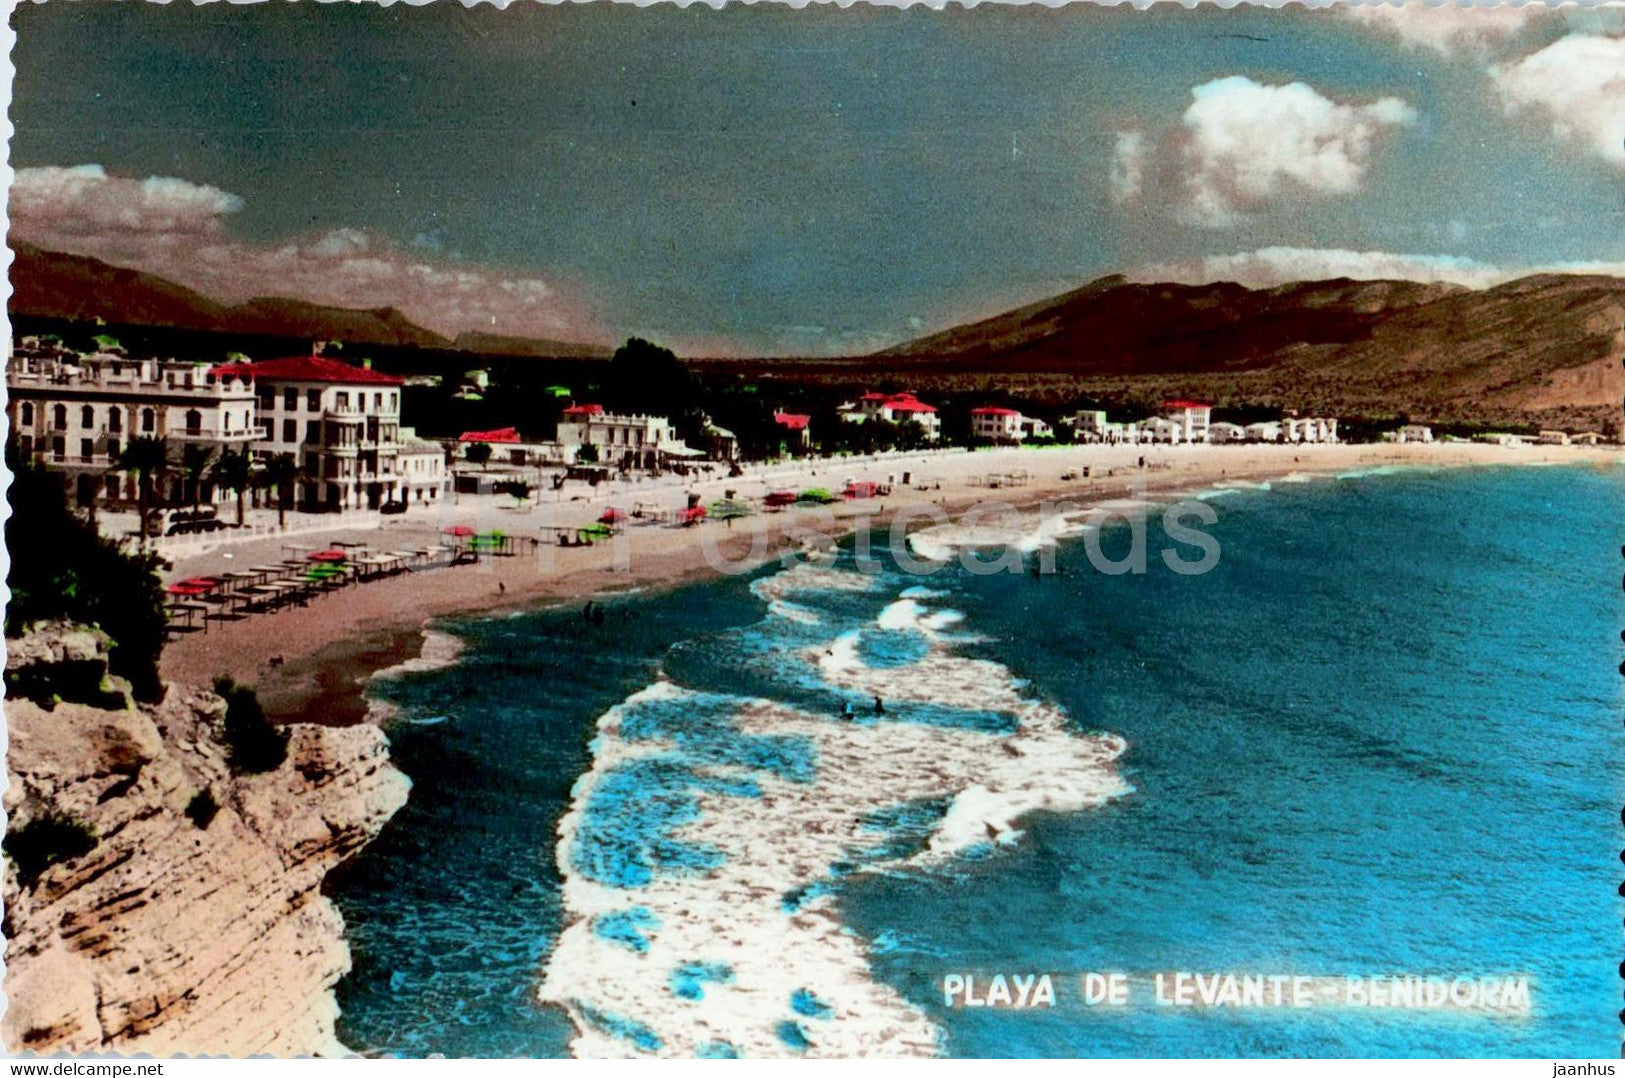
7,338,259,508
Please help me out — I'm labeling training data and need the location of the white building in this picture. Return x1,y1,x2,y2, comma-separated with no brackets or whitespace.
840,392,942,441
971,407,1022,442
1537,429,1570,445
1065,409,1109,442
556,404,697,469
1162,400,1212,444
1208,421,1246,444
1284,416,1339,444
1398,424,1434,444
1244,421,1282,443
455,426,575,469
244,354,407,511
7,339,259,509
396,427,448,506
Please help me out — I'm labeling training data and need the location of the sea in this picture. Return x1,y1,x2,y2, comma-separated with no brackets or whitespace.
330,462,1625,1058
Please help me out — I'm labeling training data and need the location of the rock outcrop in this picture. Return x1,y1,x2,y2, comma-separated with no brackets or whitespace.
2,624,409,1056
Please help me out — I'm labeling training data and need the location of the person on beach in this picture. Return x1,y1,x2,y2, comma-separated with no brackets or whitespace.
873,695,886,715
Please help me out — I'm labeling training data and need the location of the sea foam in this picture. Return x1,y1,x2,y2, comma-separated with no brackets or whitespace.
538,561,1129,1057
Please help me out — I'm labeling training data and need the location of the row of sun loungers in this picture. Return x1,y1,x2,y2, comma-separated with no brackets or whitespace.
163,543,461,634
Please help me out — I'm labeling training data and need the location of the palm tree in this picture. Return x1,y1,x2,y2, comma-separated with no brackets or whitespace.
211,450,255,527
263,453,303,529
180,443,215,510
115,436,170,545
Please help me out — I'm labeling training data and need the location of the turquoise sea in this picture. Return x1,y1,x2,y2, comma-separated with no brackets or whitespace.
331,463,1624,1057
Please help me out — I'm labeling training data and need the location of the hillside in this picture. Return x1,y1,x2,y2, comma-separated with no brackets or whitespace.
8,243,601,356
863,273,1625,429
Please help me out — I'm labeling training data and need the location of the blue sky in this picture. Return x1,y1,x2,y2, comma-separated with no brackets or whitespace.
9,2,1623,355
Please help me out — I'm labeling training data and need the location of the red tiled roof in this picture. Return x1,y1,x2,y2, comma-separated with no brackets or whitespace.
563,403,605,417
1163,399,1212,410
207,362,255,382
249,355,404,385
459,426,522,444
883,397,937,414
773,412,811,430
972,406,1020,417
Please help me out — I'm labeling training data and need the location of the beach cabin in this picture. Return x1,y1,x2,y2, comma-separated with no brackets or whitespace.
1244,421,1282,443
1537,430,1570,445
1208,422,1246,444
1570,431,1604,445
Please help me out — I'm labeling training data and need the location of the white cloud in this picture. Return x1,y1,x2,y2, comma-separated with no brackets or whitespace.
1137,245,1625,288
10,164,598,342
1111,77,1416,228
9,164,242,240
1491,34,1625,170
1109,130,1147,205
1338,5,1545,57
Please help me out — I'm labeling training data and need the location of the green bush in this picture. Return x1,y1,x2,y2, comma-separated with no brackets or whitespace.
4,812,98,884
5,446,168,701
185,788,220,830
212,678,289,774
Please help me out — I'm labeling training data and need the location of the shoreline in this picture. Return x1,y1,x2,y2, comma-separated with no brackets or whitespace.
157,441,1619,727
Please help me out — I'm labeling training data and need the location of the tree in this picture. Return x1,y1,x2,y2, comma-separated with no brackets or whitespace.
6,445,168,701
496,478,533,507
263,453,303,529
607,338,696,417
180,444,215,510
464,441,493,470
115,436,171,545
211,450,254,526
576,443,599,465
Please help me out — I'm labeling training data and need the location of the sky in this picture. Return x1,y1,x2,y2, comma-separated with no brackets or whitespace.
8,1,1624,356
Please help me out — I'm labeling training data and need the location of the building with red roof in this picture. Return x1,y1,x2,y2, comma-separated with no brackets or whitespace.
1160,399,1213,443
249,354,414,511
773,411,812,450
839,391,941,440
458,426,524,444
971,406,1050,443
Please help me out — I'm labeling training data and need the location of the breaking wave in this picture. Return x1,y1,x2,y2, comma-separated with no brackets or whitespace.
537,556,1129,1057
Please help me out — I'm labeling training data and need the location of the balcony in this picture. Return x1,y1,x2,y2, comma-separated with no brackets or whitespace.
170,426,260,443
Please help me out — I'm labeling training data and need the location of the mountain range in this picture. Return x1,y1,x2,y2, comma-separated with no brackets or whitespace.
860,272,1625,429
7,243,611,357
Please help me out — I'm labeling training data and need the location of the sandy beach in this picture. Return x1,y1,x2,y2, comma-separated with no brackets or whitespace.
157,440,1619,724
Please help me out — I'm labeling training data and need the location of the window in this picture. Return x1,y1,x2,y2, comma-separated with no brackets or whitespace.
107,438,120,459
142,408,155,433
262,420,275,440
306,420,320,443
80,405,95,429
185,409,202,434
283,418,297,443
284,387,298,411
336,391,349,410
374,392,383,411
80,438,93,461
52,404,67,430
52,436,64,461
19,402,32,425
258,387,275,410
307,389,321,411
223,412,231,433
18,435,31,457
108,408,121,433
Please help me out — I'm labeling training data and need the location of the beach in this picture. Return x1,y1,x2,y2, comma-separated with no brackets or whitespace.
158,440,1618,725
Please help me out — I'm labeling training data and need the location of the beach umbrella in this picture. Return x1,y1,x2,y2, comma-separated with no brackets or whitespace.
308,550,347,562
444,525,476,537
599,508,627,524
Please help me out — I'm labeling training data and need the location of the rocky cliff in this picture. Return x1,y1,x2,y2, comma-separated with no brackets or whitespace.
2,623,408,1056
